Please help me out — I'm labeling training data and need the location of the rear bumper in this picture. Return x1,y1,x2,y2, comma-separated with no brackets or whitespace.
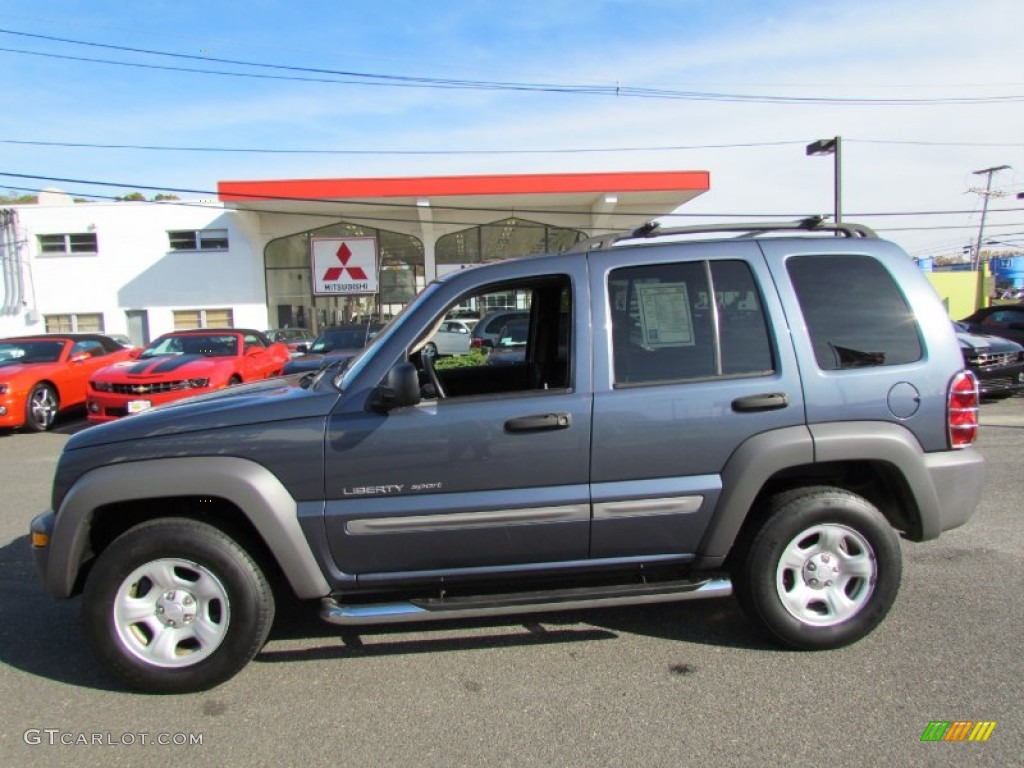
924,446,985,536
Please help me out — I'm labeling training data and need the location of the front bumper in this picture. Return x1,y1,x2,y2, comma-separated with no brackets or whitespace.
972,363,1024,398
86,387,214,422
29,510,57,597
0,393,24,428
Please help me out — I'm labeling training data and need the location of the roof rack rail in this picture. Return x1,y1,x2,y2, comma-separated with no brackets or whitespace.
571,217,878,252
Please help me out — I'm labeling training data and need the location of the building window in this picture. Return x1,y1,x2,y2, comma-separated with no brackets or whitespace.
168,229,229,251
38,233,98,254
436,217,585,269
173,308,234,329
44,313,105,333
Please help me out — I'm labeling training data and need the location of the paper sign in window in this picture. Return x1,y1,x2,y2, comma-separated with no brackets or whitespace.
636,283,695,348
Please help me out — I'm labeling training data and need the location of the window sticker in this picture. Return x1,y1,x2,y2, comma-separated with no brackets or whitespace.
635,282,695,348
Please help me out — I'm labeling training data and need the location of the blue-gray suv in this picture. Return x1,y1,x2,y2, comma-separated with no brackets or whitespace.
30,219,985,692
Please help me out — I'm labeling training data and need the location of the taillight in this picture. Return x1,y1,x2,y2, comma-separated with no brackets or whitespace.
470,338,483,349
948,370,979,448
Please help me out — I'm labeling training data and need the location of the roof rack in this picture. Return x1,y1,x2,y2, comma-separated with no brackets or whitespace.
571,217,878,252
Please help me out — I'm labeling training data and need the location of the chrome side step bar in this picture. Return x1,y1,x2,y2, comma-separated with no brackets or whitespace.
320,577,732,626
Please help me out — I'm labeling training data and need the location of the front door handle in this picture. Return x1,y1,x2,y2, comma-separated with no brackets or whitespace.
505,413,572,433
732,393,789,412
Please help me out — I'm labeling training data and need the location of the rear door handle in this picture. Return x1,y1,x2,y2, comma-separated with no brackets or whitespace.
732,393,788,412
505,413,572,432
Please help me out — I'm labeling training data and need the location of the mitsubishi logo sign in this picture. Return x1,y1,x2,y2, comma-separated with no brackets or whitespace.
311,237,378,295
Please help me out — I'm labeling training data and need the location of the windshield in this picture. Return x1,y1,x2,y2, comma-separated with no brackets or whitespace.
336,282,441,391
0,340,66,364
141,334,239,358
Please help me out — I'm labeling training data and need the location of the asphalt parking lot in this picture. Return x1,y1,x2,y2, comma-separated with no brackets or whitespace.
1,403,1022,767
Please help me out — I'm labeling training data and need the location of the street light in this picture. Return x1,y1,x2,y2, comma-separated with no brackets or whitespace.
806,136,842,227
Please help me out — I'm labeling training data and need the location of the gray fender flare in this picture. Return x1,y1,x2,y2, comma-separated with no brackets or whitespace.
46,456,330,599
698,425,814,559
699,421,960,559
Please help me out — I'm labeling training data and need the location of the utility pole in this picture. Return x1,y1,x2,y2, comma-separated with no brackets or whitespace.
971,165,1009,311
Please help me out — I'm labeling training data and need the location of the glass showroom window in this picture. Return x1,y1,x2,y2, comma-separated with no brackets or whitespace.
38,233,98,254
168,229,230,251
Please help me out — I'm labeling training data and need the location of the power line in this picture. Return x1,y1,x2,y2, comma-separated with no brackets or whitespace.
3,171,1022,223
3,137,1024,156
2,28,1023,105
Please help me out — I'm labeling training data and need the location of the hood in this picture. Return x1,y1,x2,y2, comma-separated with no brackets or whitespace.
66,375,339,450
95,354,220,379
955,327,1023,355
0,361,33,377
283,351,355,373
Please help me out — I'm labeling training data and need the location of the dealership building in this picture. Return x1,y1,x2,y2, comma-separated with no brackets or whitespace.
0,170,709,345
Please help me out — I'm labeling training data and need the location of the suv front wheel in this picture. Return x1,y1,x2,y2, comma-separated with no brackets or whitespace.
732,487,901,650
82,518,275,693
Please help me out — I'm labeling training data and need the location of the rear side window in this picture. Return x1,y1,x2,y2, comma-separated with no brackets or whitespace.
787,254,922,370
609,259,775,386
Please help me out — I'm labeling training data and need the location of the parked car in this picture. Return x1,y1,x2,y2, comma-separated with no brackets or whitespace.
265,327,314,356
0,334,136,431
86,329,290,422
425,319,475,357
485,318,529,366
954,321,1024,399
470,309,529,349
283,324,382,374
958,303,1024,346
107,334,135,349
32,219,984,693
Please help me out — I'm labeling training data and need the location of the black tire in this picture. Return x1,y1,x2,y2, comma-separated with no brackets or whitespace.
24,382,59,432
228,375,242,386
731,486,901,650
82,518,275,693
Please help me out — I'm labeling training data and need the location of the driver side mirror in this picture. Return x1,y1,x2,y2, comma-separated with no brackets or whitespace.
374,361,421,410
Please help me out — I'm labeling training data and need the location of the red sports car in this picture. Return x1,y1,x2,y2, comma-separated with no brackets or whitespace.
0,334,136,432
87,328,290,423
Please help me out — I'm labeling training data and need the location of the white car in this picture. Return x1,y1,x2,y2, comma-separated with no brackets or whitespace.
427,319,475,356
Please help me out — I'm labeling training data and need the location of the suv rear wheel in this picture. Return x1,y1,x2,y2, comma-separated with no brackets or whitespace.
82,518,275,693
731,487,901,650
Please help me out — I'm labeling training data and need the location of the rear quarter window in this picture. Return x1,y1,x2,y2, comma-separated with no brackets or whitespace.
787,254,923,370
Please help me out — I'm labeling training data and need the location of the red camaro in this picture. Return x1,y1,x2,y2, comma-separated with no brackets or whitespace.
87,328,290,423
0,334,136,432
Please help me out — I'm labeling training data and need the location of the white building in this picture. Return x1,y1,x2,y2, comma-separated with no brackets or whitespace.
0,171,709,345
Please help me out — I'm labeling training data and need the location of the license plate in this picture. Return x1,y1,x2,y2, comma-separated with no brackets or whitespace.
126,400,153,414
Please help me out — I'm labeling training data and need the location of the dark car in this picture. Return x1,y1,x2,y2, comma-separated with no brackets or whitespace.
31,219,985,693
954,322,1024,399
470,309,529,350
282,324,382,374
486,318,529,366
959,303,1024,346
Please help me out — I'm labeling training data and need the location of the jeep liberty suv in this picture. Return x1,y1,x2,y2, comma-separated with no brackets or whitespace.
30,219,984,693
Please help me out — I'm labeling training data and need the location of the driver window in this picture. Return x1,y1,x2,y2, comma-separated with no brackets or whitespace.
413,275,572,400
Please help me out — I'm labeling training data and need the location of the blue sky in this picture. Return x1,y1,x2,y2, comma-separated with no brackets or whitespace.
1,0,1022,257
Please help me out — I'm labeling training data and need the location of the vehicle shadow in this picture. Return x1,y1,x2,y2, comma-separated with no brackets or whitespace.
2,530,772,691
257,584,773,666
0,535,120,691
